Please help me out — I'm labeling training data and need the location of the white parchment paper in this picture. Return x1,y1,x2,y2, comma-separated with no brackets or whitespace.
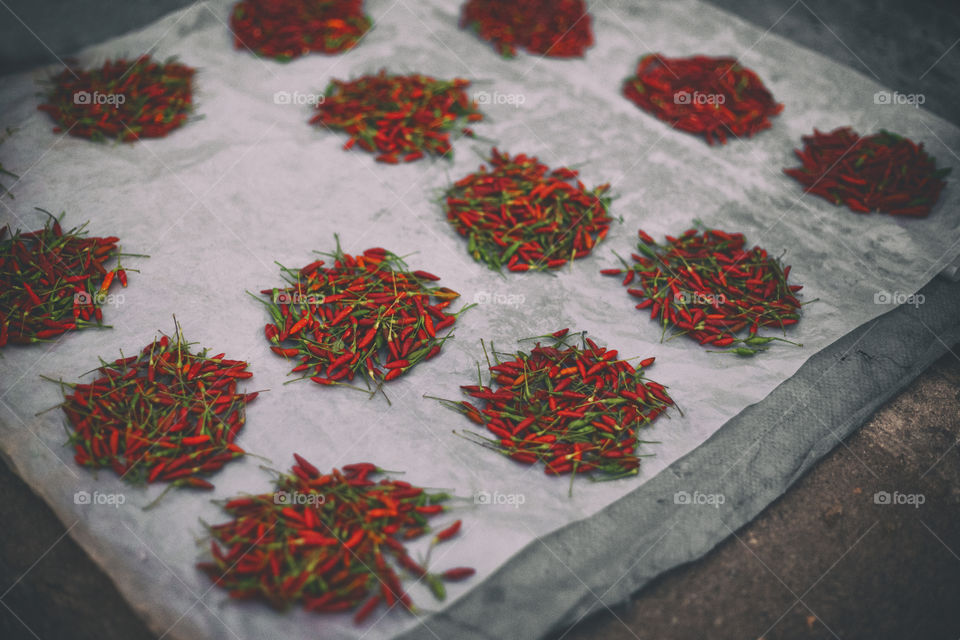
0,1,958,639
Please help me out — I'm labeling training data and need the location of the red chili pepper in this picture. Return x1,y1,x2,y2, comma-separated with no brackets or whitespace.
259,240,468,390
784,127,949,217
199,457,473,622
312,71,483,162
353,595,381,624
293,453,320,478
231,0,371,61
52,324,251,506
623,54,782,145
433,519,462,542
602,228,803,356
1,215,137,345
38,56,195,142
461,0,594,58
438,330,675,492
179,477,215,490
445,149,612,271
441,567,476,581
99,270,115,293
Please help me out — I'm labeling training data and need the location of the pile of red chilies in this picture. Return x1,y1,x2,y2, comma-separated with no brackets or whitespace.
783,127,951,216
0,215,129,346
623,54,783,145
38,56,195,142
441,329,673,489
310,70,483,163
199,456,474,622
602,229,803,356
460,0,594,58
230,0,371,60
444,148,612,271
57,328,255,498
259,241,468,391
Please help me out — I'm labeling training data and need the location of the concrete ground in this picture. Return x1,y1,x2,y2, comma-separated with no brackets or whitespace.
2,1,959,639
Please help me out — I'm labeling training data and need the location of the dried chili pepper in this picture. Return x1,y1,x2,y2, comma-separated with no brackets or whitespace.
460,0,594,58
199,456,474,622
623,54,782,145
602,227,803,356
37,55,195,142
444,148,612,271
0,211,141,346
230,0,371,61
49,322,254,504
435,330,674,493
783,127,950,217
309,70,483,162
255,237,470,394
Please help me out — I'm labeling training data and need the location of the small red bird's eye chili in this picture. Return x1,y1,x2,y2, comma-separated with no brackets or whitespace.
444,148,613,271
460,0,594,58
783,127,951,217
37,56,195,142
48,321,255,506
229,0,372,61
432,519,462,542
441,567,476,581
602,227,804,356
255,236,471,396
0,210,143,346
434,330,676,494
309,70,483,162
623,54,783,145
199,456,474,622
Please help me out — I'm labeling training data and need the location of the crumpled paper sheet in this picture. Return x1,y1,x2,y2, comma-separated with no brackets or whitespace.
0,0,957,639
